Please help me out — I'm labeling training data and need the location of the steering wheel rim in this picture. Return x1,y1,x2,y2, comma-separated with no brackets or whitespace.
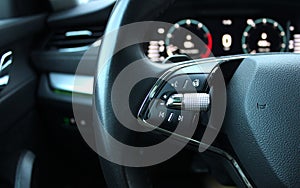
92,0,300,187
95,1,176,187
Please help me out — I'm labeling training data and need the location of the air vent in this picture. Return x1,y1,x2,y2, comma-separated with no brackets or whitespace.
46,26,104,52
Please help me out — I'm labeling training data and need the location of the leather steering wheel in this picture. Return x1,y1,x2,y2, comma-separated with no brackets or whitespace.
93,0,300,187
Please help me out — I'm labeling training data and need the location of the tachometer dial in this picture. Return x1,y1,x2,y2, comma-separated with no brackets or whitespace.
165,19,213,59
242,18,287,54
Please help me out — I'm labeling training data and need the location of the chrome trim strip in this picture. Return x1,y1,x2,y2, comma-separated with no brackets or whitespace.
58,45,90,53
49,73,94,95
65,30,92,37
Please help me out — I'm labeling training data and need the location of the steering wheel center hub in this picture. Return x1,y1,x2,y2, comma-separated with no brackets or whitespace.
224,54,300,187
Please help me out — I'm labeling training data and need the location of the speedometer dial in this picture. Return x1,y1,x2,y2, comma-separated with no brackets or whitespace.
242,18,287,54
165,19,213,59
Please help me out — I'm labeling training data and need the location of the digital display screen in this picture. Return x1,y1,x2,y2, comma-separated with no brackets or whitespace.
146,18,296,62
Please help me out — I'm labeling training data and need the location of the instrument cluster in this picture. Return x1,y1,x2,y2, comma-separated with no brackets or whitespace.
146,17,298,62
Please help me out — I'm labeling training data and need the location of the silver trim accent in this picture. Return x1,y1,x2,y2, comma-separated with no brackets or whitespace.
58,45,90,53
137,54,253,188
0,75,9,86
65,30,92,37
166,93,210,111
0,50,12,71
14,151,35,188
0,51,13,88
166,94,183,109
49,73,94,95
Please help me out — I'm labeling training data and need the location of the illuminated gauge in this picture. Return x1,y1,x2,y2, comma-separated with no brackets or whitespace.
242,18,287,54
165,19,213,59
146,27,170,62
147,40,168,62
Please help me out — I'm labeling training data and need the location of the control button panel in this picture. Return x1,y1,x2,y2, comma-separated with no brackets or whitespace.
142,74,208,133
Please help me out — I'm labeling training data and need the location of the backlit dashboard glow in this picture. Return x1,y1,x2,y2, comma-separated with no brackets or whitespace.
146,17,298,62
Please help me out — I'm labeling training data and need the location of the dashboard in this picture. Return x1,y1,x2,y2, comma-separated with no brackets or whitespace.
33,0,300,129
146,16,299,62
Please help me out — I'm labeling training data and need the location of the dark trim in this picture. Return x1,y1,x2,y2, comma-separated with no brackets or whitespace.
0,14,46,47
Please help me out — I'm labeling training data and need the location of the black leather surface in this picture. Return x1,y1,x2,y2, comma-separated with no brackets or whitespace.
224,54,300,187
95,0,175,188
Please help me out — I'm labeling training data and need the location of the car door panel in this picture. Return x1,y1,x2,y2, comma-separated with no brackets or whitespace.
0,14,46,188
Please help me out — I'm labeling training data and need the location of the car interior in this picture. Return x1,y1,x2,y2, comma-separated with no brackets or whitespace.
0,0,299,187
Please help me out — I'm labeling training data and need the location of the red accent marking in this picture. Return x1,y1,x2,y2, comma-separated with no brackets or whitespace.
201,33,213,58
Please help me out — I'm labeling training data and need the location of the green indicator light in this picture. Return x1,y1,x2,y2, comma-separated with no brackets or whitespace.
63,117,70,125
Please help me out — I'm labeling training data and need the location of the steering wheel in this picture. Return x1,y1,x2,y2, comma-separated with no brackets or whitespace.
92,0,300,187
